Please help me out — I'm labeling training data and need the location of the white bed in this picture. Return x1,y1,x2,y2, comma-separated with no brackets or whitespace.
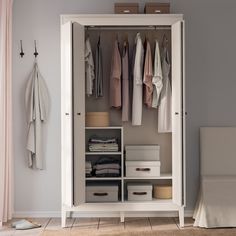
193,127,236,228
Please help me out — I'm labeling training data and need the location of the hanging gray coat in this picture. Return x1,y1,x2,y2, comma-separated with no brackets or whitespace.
25,62,50,169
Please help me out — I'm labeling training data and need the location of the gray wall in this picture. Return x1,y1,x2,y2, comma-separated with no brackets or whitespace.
13,0,236,214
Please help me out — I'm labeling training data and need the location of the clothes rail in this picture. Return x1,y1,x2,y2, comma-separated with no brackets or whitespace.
86,26,171,31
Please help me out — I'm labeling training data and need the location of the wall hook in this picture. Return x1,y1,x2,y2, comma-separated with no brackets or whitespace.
20,40,24,58
34,40,39,58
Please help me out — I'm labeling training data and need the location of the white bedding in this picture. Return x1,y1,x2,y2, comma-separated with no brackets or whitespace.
194,127,236,228
194,176,236,227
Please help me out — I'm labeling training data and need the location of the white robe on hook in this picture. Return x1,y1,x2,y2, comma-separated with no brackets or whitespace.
25,62,50,169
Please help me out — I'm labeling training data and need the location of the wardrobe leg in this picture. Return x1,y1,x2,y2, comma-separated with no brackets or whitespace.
120,212,125,223
61,210,67,228
69,211,73,218
178,207,184,228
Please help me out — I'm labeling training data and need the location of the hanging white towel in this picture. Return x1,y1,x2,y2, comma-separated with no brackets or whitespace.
158,47,172,133
152,40,163,108
132,33,144,126
85,37,95,96
25,62,50,169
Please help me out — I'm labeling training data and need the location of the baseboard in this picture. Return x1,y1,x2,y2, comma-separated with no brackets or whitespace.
13,211,61,218
13,210,194,218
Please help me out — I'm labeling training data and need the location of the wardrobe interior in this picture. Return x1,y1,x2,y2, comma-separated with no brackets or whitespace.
74,25,173,203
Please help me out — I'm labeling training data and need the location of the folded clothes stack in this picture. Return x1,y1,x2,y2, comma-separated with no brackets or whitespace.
94,157,121,177
86,161,92,177
88,136,119,152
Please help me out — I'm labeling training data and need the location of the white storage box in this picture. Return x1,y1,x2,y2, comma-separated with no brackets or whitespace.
127,183,153,201
86,185,119,202
126,161,161,177
125,145,160,161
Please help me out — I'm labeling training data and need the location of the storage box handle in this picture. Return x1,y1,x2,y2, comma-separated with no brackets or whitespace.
123,9,130,13
155,10,161,13
93,192,108,196
136,168,151,171
133,192,147,195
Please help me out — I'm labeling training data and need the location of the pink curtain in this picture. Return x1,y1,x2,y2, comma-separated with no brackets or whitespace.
0,0,13,225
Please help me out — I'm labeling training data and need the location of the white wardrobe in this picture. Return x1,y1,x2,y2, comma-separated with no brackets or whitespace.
61,14,186,227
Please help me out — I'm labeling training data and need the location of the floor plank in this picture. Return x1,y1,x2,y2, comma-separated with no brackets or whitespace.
72,218,99,230
0,219,16,236
175,217,195,229
14,231,42,236
98,218,124,231
0,217,198,235
149,217,178,230
45,218,74,230
0,227,15,236
124,217,151,231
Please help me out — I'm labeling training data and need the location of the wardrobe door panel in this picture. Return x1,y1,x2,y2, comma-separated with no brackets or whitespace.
73,22,85,205
171,20,184,206
61,21,73,207
182,20,186,207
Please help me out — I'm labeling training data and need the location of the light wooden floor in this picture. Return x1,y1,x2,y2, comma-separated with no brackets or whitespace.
0,217,194,236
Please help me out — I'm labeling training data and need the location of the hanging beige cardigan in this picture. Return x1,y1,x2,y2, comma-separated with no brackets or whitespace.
25,63,50,169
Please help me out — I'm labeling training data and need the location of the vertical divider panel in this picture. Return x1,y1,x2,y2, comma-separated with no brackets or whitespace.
73,22,85,205
61,21,73,207
171,21,183,206
121,127,124,202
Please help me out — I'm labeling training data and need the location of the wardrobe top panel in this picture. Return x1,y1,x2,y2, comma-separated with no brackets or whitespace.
61,14,183,26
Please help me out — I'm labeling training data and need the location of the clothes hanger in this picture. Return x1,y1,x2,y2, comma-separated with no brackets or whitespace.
125,33,128,42
98,34,101,45
85,26,90,39
162,34,168,48
124,33,128,47
116,33,119,42
96,27,101,45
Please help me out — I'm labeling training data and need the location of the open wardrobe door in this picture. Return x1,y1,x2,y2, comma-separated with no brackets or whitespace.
61,21,73,207
171,20,185,207
72,22,85,206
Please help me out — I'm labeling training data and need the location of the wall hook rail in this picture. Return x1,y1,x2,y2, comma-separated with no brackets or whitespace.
20,40,24,58
34,40,39,58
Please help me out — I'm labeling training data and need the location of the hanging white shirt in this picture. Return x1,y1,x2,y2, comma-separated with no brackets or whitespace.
85,37,95,96
132,33,144,126
158,47,172,133
152,40,163,108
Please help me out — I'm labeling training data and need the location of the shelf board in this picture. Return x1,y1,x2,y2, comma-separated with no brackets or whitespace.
123,173,172,180
85,126,123,129
124,199,173,204
86,177,122,181
86,152,122,155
